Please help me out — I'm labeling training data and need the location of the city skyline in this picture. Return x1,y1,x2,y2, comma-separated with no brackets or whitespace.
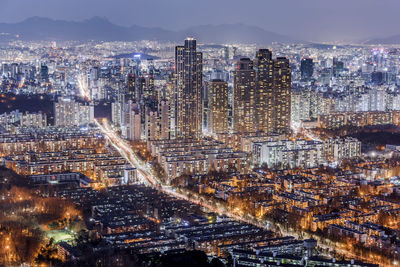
1,0,400,265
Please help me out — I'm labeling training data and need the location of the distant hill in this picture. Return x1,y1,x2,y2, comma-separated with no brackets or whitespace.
0,17,298,44
364,34,400,45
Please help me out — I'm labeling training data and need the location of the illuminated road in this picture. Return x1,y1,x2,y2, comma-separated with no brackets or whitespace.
94,119,272,230
291,121,322,141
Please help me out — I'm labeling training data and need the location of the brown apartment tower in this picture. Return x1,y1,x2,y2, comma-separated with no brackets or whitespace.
233,50,291,134
175,38,203,139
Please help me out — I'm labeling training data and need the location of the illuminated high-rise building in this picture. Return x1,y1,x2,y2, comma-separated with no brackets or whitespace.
273,57,291,133
127,73,136,100
208,79,229,134
332,57,344,77
159,100,170,139
136,75,146,100
300,58,313,80
255,49,274,133
126,100,141,141
233,58,256,133
144,74,155,99
40,64,49,80
175,38,203,139
144,107,158,141
234,52,292,135
54,98,94,127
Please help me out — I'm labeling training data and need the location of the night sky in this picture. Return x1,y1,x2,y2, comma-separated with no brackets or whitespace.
1,0,399,42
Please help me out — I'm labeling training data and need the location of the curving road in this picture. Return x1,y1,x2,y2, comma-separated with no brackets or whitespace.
94,118,272,230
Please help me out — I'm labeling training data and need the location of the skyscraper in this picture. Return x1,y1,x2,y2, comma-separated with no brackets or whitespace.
175,38,203,139
255,49,274,133
126,100,141,141
233,52,292,135
208,79,229,134
300,58,313,80
127,73,136,100
159,100,170,139
40,64,49,81
273,57,291,133
136,75,146,100
332,57,344,77
233,58,256,133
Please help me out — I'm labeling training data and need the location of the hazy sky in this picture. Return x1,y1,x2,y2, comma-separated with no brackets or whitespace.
1,0,399,42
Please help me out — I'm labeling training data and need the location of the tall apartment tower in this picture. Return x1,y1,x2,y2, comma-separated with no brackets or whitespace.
126,100,141,141
233,58,256,133
208,79,229,134
233,52,292,135
175,38,203,139
159,100,170,139
273,57,291,134
54,98,94,127
255,49,274,133
127,73,136,101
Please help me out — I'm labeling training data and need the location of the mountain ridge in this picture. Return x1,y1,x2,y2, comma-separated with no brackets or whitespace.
0,17,298,44
365,34,400,45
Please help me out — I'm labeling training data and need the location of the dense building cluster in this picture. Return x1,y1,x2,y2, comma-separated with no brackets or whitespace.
2,39,400,266
252,137,361,169
0,128,137,186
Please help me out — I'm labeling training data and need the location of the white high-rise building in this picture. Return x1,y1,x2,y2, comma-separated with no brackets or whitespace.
392,94,400,110
54,98,94,127
252,137,361,169
252,139,324,169
111,102,122,126
125,100,141,141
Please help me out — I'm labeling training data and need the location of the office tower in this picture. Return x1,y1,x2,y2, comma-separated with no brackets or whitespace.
133,54,141,75
175,38,203,139
300,58,313,80
233,58,256,133
40,64,49,80
371,71,384,84
273,57,291,133
10,63,18,79
54,98,94,127
332,57,338,76
332,57,344,77
255,49,274,133
90,67,99,81
208,79,229,134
